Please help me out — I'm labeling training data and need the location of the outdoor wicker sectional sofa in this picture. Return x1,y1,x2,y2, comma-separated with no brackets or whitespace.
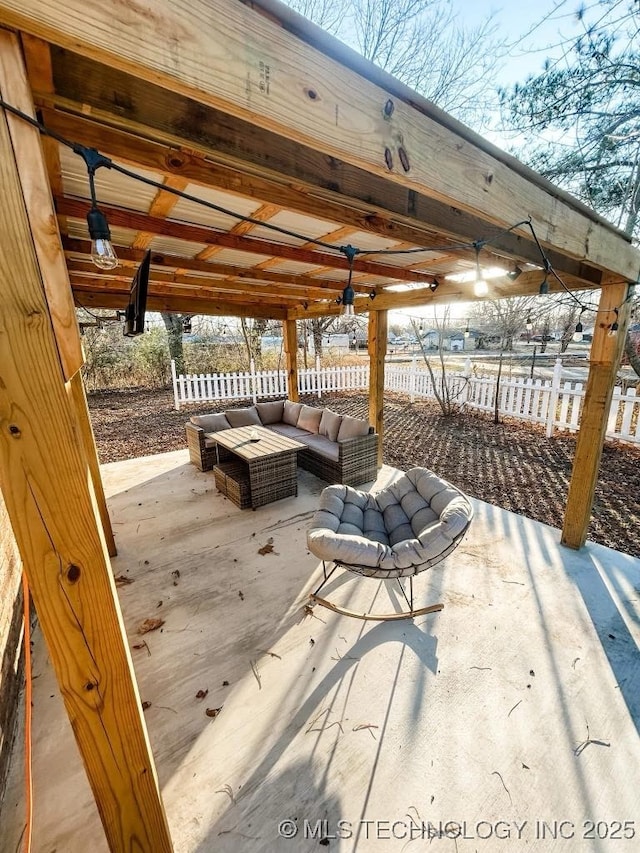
186,399,379,486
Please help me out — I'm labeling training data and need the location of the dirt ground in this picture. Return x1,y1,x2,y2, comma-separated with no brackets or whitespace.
87,388,640,558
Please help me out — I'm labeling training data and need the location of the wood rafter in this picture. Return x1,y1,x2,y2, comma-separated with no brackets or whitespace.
37,102,603,288
73,289,287,319
132,175,189,249
62,239,356,292
56,197,437,285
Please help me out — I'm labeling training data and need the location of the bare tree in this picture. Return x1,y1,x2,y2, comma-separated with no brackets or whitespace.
161,312,187,374
411,311,466,415
284,0,505,125
470,296,540,351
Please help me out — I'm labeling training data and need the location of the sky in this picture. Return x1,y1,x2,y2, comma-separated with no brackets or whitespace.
450,0,579,87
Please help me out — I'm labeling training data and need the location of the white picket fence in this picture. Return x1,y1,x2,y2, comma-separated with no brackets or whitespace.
171,359,640,445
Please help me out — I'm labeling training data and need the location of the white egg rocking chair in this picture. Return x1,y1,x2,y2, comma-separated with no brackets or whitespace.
306,468,474,621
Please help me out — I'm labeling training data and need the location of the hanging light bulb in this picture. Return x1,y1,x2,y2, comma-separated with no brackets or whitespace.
340,282,355,316
526,315,533,331
182,317,192,334
77,146,119,270
339,244,357,317
539,276,549,295
573,317,584,342
87,206,118,270
473,243,488,296
608,308,619,337
464,321,470,339
418,323,424,335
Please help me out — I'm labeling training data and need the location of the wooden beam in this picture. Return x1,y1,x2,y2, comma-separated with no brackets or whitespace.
196,202,280,260
70,275,298,311
63,239,358,292
67,371,116,557
283,318,299,402
368,309,387,468
287,269,603,319
561,279,631,549
2,33,82,380
3,0,638,278
0,30,172,852
74,288,288,319
40,97,604,286
56,197,436,285
66,259,346,301
132,174,189,249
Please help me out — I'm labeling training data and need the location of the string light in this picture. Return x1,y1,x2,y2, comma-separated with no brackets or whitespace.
337,245,357,316
464,321,470,339
525,315,533,331
0,97,635,321
608,308,619,337
75,146,118,270
573,308,586,342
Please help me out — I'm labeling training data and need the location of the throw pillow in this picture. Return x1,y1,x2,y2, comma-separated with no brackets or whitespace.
256,400,285,424
297,404,323,434
337,414,371,441
283,400,303,426
319,408,342,442
190,413,230,433
225,406,262,427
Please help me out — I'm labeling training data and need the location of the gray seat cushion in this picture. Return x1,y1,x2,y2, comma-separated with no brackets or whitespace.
268,423,311,440
190,413,230,432
307,468,473,573
298,433,340,462
226,406,262,427
256,400,285,424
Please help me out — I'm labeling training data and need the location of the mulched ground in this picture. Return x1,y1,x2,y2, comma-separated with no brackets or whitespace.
88,388,640,558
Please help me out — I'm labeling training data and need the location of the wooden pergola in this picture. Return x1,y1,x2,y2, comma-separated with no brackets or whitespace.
0,0,637,849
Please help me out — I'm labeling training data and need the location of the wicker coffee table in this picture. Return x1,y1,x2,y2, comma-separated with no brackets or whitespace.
212,426,304,508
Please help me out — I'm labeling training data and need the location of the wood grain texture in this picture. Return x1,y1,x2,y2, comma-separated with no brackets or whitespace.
56,197,436,285
0,33,172,852
63,240,362,292
561,280,631,549
368,309,387,468
283,318,299,402
67,372,117,558
42,102,586,280
2,0,638,278
74,289,288,319
0,30,82,381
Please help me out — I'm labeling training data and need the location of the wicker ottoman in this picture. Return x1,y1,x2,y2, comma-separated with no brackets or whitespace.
213,461,251,510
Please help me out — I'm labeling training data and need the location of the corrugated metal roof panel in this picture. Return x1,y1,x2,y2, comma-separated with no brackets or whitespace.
59,145,160,211
147,236,210,257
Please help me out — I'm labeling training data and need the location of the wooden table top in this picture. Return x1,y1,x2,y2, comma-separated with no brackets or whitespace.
212,426,304,461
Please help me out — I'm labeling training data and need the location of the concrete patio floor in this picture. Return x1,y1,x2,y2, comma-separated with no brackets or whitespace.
1,450,639,852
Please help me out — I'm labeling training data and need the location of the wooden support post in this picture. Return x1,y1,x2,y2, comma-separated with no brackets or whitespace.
284,318,299,401
561,280,631,549
0,32,172,852
67,372,117,557
368,310,388,468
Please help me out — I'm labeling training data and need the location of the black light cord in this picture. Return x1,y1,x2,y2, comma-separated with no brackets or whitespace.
1,97,637,318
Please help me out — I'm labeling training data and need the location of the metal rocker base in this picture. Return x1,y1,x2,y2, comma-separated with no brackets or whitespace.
309,561,444,622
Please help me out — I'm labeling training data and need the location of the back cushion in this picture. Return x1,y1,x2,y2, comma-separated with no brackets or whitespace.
256,400,285,424
297,404,323,434
190,413,230,433
337,415,371,441
319,409,342,442
225,406,262,427
283,400,303,426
